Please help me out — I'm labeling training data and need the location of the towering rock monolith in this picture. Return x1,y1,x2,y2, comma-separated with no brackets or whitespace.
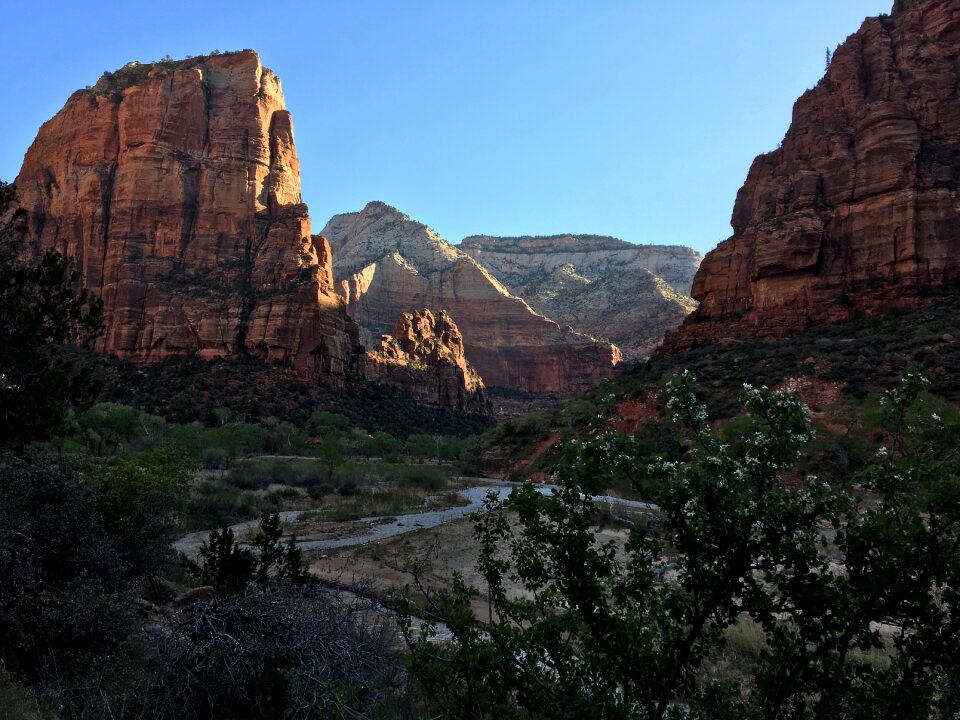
364,308,489,413
13,51,359,382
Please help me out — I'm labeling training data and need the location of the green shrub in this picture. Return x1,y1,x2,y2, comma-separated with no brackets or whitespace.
264,485,304,505
308,483,335,499
78,402,141,453
386,464,451,492
186,480,259,530
201,446,230,470
228,458,327,490
337,476,359,497
308,410,350,435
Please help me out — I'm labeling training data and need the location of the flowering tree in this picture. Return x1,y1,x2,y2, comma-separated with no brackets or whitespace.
400,371,960,719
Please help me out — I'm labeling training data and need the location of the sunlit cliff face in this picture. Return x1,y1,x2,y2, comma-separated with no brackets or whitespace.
13,51,359,382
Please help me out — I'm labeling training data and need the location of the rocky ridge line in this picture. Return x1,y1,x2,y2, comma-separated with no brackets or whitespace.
324,202,621,395
460,234,700,360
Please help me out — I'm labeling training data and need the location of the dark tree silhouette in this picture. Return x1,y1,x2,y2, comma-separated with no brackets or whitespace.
0,181,104,447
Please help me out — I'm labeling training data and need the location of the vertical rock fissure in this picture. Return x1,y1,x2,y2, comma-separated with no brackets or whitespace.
99,109,120,295
233,242,251,352
201,72,212,157
179,161,200,259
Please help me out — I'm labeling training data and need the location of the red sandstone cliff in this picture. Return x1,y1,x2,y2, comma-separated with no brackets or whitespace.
12,51,359,383
364,309,488,413
323,202,622,395
679,0,960,344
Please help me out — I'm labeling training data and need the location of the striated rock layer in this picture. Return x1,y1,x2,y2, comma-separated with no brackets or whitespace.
461,234,700,295
364,309,488,413
12,51,359,383
460,235,700,361
678,0,960,345
324,202,621,395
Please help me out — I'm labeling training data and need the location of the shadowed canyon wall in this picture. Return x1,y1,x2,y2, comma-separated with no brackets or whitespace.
680,0,960,344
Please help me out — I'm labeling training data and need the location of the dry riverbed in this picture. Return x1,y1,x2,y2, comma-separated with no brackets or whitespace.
307,506,642,622
176,475,653,623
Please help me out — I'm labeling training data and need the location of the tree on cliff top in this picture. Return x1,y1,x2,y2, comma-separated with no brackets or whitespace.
0,181,104,447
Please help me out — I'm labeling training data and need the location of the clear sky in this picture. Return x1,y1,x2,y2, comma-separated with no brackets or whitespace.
3,1,890,256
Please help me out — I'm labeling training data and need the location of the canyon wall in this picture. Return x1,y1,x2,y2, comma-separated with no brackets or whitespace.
460,235,700,360
13,51,359,383
679,0,960,345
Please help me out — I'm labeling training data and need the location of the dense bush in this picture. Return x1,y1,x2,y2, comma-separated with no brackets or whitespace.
384,464,452,492
483,411,555,461
200,446,230,469
308,483,334,499
228,457,327,490
186,479,271,531
0,455,167,684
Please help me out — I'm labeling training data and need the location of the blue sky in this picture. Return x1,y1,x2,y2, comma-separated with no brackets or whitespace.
3,1,889,255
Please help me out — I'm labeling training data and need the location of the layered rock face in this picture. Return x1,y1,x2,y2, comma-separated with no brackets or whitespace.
324,202,621,394
364,309,488,413
13,51,358,382
683,0,960,342
461,235,700,295
460,235,700,360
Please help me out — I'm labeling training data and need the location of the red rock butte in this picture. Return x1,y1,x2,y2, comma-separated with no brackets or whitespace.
13,50,359,383
364,308,488,413
679,0,960,344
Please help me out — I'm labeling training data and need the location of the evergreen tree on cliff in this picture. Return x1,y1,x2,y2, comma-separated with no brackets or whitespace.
0,180,103,448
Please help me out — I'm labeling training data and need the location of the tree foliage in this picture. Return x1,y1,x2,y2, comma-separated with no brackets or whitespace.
195,512,313,597
401,371,960,719
0,455,150,683
0,182,104,448
315,434,347,483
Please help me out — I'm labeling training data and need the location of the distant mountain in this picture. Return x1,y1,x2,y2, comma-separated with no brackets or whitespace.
459,235,700,361
320,202,621,395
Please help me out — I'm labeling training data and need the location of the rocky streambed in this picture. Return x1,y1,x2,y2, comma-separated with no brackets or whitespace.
174,479,653,558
